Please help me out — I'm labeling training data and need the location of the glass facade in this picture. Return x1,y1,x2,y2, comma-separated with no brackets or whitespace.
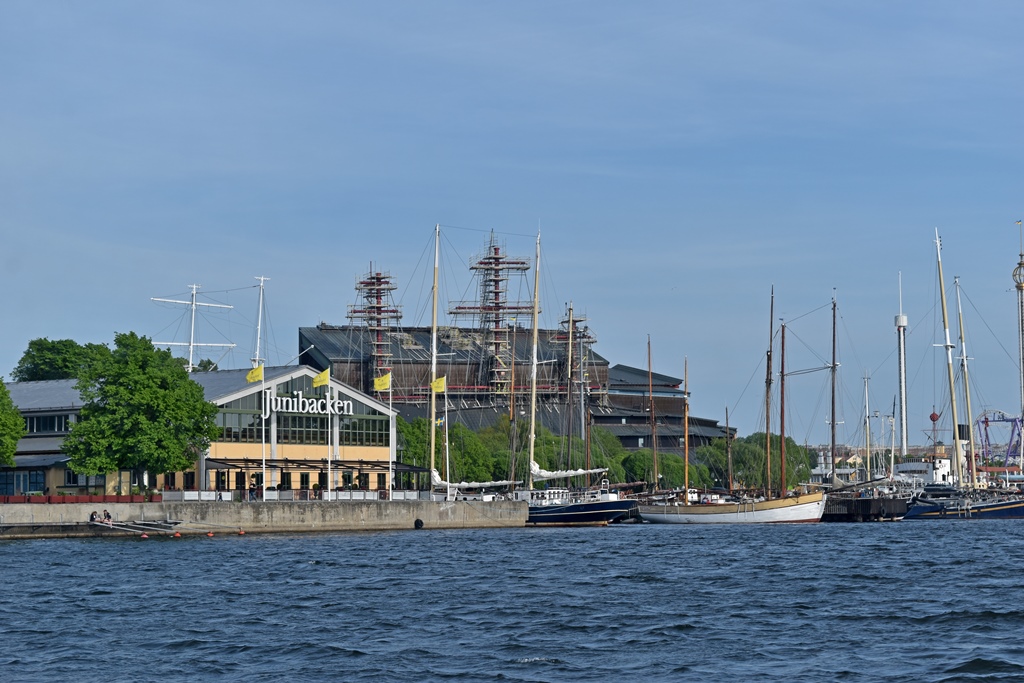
0,470,45,495
215,384,390,448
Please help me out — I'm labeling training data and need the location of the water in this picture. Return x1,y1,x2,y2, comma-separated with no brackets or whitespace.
3,521,1024,682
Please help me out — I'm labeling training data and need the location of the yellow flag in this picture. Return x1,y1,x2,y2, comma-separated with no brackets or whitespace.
312,368,330,388
246,364,264,383
430,376,446,393
374,372,392,391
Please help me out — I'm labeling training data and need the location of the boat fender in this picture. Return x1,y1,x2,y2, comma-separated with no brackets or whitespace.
414,518,424,530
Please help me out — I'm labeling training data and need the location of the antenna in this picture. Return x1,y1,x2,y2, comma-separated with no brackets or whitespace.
252,276,269,368
153,285,235,372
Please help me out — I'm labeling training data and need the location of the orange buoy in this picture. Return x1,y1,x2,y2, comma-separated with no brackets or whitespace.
140,533,149,539
238,529,245,535
173,531,181,538
207,532,214,537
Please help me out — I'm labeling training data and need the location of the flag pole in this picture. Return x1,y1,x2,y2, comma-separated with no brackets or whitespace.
261,369,266,500
328,383,333,502
388,377,394,496
444,391,451,501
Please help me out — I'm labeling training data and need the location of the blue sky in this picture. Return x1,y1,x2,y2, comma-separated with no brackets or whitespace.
3,2,1023,447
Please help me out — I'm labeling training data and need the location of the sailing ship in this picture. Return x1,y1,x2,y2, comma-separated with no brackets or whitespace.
638,289,826,524
510,235,638,526
903,231,1024,520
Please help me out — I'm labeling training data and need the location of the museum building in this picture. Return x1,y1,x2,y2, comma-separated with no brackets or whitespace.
1,366,411,497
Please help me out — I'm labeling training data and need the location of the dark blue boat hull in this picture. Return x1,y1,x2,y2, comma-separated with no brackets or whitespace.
527,499,639,526
903,498,1024,519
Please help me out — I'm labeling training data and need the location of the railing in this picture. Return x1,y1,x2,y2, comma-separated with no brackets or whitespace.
155,490,432,502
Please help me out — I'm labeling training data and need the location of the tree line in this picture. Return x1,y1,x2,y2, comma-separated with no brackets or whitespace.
0,336,817,492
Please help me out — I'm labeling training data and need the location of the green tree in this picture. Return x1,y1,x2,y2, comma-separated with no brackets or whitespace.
0,377,25,467
62,332,220,479
11,338,111,382
193,358,219,372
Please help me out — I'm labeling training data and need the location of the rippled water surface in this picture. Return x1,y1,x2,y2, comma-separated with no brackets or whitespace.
4,521,1024,682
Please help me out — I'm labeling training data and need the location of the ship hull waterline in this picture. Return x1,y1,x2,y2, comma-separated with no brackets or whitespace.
526,499,639,526
639,492,826,524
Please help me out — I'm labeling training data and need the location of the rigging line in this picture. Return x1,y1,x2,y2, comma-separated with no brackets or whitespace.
436,223,537,239
784,327,830,367
835,302,871,389
396,228,440,326
959,284,1019,370
783,300,832,325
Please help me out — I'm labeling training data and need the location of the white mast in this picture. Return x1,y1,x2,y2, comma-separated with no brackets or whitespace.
252,276,269,368
152,284,235,371
863,375,871,483
935,230,964,485
527,233,541,491
955,277,979,488
895,272,909,458
429,225,440,477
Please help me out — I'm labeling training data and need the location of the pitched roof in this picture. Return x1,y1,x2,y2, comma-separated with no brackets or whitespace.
300,325,608,366
609,364,681,387
6,379,83,412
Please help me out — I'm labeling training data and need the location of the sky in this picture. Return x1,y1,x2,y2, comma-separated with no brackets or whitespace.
3,2,1024,448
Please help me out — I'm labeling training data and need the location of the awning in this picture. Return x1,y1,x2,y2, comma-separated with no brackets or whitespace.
204,457,428,474
9,454,71,469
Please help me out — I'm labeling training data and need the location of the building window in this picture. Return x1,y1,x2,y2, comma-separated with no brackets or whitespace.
299,472,310,490
280,472,292,490
64,470,104,489
376,473,386,490
24,414,70,435
7,471,46,494
183,472,196,490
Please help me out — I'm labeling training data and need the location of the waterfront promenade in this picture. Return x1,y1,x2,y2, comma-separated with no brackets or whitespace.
0,499,528,539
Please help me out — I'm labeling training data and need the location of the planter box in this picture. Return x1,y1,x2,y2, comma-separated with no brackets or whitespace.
29,496,48,504
8,496,27,503
88,495,104,503
48,496,65,503
148,494,162,503
130,495,144,503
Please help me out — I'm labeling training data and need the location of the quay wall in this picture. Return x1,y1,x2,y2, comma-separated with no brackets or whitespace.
0,500,528,539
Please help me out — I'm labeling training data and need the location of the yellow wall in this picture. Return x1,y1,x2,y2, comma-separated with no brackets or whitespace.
207,441,390,464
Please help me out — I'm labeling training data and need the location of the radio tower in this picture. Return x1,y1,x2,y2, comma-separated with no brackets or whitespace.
895,272,909,458
347,265,402,392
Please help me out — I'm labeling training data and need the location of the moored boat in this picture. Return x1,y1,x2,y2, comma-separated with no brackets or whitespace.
520,480,638,526
903,483,1024,519
639,490,825,524
515,236,638,526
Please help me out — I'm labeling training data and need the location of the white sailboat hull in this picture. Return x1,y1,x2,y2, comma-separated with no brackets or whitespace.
639,492,826,524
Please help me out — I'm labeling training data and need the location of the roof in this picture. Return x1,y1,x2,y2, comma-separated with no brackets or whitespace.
13,454,70,468
6,366,396,417
188,366,308,402
609,364,681,388
5,379,83,412
300,325,609,366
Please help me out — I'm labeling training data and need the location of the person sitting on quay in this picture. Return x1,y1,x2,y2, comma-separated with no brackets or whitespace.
89,511,98,523
102,510,112,526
